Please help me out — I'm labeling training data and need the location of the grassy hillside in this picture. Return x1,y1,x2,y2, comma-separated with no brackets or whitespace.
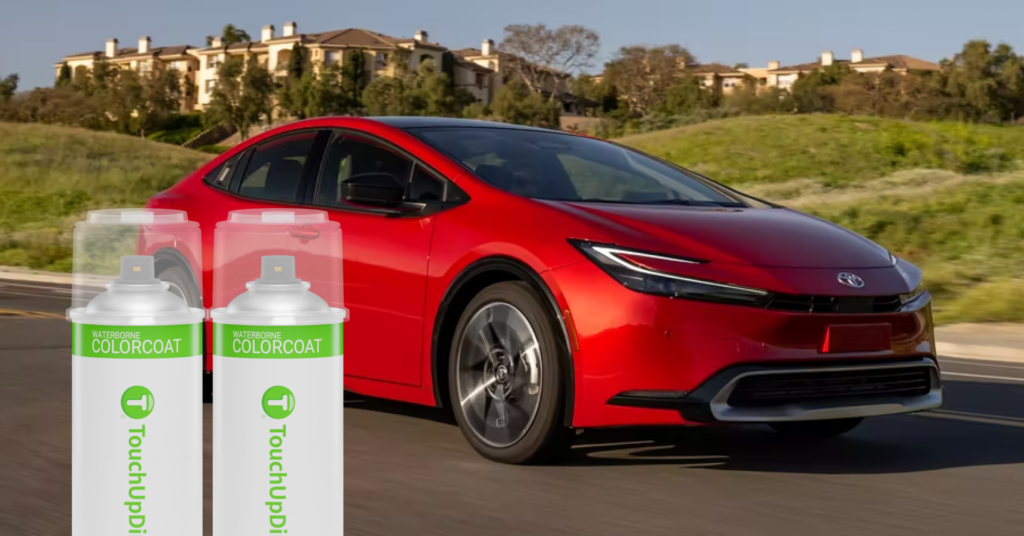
0,122,212,271
619,116,1024,324
0,118,1021,323
622,114,1024,186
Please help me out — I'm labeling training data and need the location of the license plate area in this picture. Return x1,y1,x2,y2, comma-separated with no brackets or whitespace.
822,323,892,353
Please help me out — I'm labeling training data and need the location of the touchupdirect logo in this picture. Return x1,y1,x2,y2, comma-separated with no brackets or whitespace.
262,386,295,419
121,386,155,419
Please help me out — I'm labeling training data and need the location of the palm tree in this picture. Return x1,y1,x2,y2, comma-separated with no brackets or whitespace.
206,24,251,46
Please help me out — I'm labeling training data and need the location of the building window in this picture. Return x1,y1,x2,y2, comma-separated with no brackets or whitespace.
375,52,388,68
138,61,150,73
206,79,217,93
325,51,340,64
475,73,485,89
208,56,221,69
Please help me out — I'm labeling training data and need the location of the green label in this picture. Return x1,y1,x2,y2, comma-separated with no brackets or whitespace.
72,323,201,358
121,386,155,419
262,386,296,419
213,323,343,358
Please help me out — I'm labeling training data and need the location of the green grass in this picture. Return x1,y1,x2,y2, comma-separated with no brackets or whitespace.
1,118,1022,324
621,114,1024,186
0,122,212,271
617,115,1024,324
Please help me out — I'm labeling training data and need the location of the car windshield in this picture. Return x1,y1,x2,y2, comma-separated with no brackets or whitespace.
410,127,769,207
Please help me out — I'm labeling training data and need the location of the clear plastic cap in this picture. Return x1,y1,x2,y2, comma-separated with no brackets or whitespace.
71,208,202,320
213,208,343,312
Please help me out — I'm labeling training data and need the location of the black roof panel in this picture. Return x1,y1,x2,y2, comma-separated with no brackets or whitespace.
367,116,557,132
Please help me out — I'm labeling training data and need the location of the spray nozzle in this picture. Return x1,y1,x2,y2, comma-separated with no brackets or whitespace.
112,256,160,285
254,255,301,285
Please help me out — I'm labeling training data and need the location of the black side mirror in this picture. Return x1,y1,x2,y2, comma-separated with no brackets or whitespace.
341,173,404,208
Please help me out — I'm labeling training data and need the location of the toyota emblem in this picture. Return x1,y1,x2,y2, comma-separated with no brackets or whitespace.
837,272,865,288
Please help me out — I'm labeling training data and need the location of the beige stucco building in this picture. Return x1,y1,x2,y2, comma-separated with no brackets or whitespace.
56,23,540,114
56,36,201,111
768,49,942,89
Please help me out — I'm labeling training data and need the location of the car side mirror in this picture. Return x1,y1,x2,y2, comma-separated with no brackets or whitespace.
341,173,404,208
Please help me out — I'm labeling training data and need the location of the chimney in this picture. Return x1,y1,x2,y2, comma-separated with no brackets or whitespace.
106,38,118,58
283,22,297,37
768,60,780,70
851,48,864,63
138,36,151,54
211,36,223,48
262,24,275,42
821,51,833,67
482,38,494,56
414,30,428,43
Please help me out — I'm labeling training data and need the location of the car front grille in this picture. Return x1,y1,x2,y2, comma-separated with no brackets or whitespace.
766,294,902,314
727,365,933,408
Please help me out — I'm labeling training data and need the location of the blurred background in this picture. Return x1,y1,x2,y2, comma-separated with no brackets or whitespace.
1,1,1023,535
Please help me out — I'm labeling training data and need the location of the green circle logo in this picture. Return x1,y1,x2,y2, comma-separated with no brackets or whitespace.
121,386,155,419
262,386,295,419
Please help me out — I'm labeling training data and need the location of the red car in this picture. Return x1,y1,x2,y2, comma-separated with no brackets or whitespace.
145,117,941,464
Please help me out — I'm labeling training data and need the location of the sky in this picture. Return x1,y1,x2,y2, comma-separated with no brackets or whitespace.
3,0,1024,90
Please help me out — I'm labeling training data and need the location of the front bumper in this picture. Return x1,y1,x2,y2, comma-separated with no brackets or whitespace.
608,357,942,423
544,260,938,428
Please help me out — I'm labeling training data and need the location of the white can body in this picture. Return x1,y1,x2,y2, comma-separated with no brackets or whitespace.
211,320,344,535
70,321,203,536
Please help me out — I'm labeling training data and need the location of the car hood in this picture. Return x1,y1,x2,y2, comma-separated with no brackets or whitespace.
553,203,892,269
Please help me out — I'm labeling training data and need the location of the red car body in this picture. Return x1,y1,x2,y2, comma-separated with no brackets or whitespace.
145,116,939,430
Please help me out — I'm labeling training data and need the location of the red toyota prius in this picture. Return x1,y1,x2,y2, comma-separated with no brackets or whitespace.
145,116,941,464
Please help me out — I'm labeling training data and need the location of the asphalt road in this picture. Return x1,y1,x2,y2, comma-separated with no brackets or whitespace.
3,279,1024,535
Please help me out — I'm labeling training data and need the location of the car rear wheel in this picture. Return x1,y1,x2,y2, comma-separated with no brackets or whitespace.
156,264,211,403
449,281,572,464
768,417,863,440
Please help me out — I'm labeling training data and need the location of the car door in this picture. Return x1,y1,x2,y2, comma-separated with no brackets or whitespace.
311,130,446,386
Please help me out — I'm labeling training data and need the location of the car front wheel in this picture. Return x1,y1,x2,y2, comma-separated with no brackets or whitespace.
449,281,572,464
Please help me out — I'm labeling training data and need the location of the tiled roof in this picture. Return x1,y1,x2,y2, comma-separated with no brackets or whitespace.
690,62,745,76
771,54,941,73
64,45,194,61
456,59,494,73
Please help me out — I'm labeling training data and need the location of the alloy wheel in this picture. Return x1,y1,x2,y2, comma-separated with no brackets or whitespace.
455,302,543,448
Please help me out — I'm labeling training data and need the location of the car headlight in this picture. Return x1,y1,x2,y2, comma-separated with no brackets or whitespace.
569,240,771,306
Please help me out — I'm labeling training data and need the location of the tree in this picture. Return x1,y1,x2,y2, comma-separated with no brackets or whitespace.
360,58,471,117
499,23,600,95
943,40,1024,122
660,73,716,115
361,76,414,116
279,63,354,120
490,78,560,128
603,44,696,115
207,24,250,46
134,68,183,136
0,73,18,101
56,63,72,87
206,56,274,139
340,49,369,106
286,43,308,79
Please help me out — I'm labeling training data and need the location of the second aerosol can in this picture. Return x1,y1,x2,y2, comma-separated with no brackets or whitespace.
210,255,345,535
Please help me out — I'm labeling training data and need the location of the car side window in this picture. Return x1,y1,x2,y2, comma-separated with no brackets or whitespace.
204,153,241,190
237,131,317,202
409,164,445,202
316,135,414,208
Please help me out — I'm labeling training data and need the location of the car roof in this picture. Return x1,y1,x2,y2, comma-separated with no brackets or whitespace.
364,116,559,133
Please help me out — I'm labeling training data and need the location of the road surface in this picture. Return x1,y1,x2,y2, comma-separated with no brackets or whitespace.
3,278,1024,535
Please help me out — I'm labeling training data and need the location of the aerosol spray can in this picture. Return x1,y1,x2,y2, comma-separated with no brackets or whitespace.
210,255,345,534
70,255,205,535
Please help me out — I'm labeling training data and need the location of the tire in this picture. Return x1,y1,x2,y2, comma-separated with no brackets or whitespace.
157,265,201,308
448,281,572,464
156,264,211,403
769,417,863,440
